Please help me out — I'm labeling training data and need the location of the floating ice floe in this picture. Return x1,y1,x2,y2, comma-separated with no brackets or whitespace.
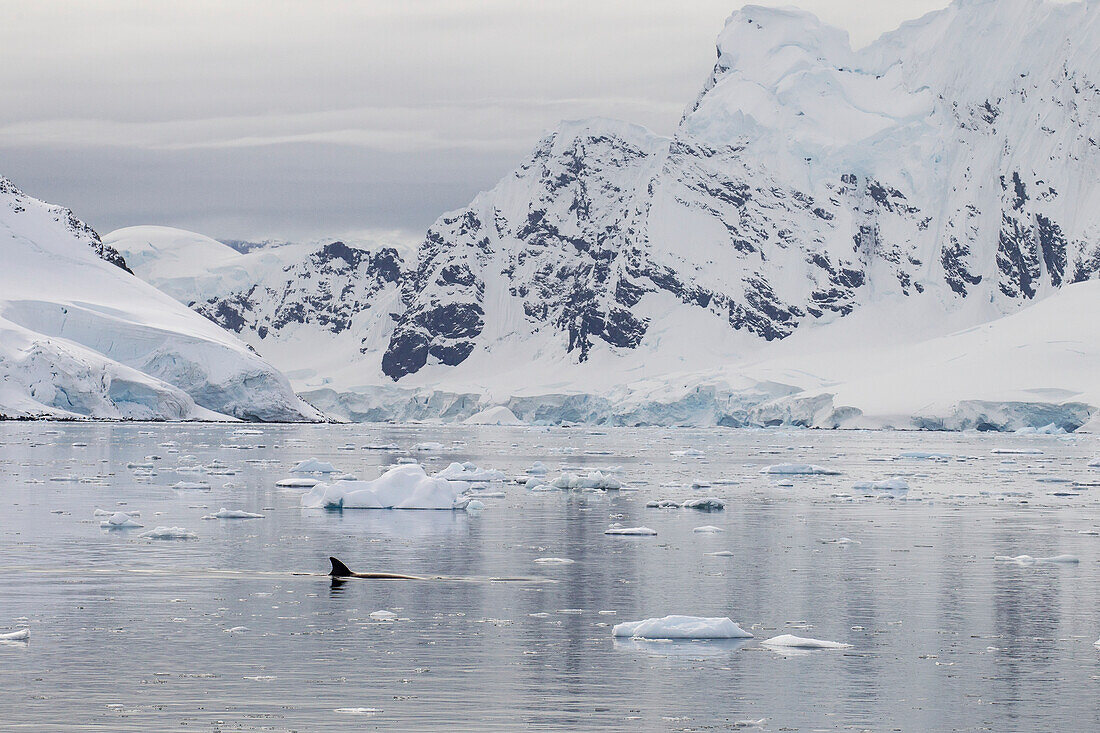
414,442,446,452
300,464,471,510
533,557,575,565
536,471,622,490
612,616,753,640
202,508,264,520
693,526,725,533
290,458,337,473
852,478,909,492
275,477,321,488
645,498,725,511
94,508,140,518
820,537,862,545
671,448,706,458
172,481,210,490
762,634,851,649
707,551,736,557
761,463,840,476
100,512,144,529
434,462,506,483
139,526,198,540
526,461,549,475
0,629,29,642
994,554,1080,565
605,524,657,536
897,451,952,460
369,610,398,620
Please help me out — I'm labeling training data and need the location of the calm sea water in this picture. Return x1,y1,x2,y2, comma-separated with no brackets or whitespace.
2,422,1100,731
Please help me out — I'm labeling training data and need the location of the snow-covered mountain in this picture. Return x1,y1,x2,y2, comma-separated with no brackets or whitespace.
104,226,407,392
0,179,323,421
107,0,1100,430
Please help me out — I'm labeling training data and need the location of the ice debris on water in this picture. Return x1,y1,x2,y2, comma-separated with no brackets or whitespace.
434,462,506,483
761,463,840,475
612,616,753,640
172,481,210,490
693,525,725,533
994,554,1080,565
101,512,144,529
0,629,29,642
202,508,264,520
139,526,198,540
275,477,320,488
604,524,657,536
369,610,398,621
533,557,575,565
290,458,337,473
646,498,724,511
853,478,909,492
762,634,852,649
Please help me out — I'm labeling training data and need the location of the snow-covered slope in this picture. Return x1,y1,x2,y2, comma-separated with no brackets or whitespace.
104,226,407,392
108,0,1100,430
0,179,322,421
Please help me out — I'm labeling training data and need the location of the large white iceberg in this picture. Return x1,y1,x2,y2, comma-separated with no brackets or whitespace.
612,616,754,640
301,464,470,510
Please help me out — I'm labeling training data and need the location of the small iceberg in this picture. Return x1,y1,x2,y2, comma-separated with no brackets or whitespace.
202,508,265,520
301,464,471,510
275,477,321,488
671,448,706,458
100,512,144,529
533,557,575,565
761,464,840,476
820,537,862,545
0,628,30,642
605,524,657,536
290,458,337,474
693,526,725,534
682,498,725,511
139,526,198,540
172,481,210,490
853,478,909,492
762,634,851,649
612,616,753,640
549,471,622,490
369,610,398,621
898,451,952,460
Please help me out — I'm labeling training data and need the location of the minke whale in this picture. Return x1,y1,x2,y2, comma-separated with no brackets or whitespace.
328,556,422,580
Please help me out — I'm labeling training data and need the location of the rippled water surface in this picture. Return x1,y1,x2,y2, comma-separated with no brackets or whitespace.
3,422,1100,731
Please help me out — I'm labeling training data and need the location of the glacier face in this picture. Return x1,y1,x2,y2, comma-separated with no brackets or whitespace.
0,180,323,422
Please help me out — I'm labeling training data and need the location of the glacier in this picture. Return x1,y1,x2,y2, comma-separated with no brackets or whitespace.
0,177,322,421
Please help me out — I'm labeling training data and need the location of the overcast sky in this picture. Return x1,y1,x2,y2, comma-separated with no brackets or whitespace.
0,1,953,244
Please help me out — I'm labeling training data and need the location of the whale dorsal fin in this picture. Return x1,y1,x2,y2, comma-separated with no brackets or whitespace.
329,556,353,577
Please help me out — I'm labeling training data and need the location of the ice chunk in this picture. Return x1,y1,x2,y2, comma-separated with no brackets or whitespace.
434,462,506,483
762,634,851,649
549,471,622,490
671,448,706,457
300,464,468,510
820,537,862,545
93,508,139,517
991,448,1044,455
526,461,549,475
139,526,198,540
612,616,753,640
898,451,952,460
290,458,337,473
761,463,840,475
533,557,575,565
693,526,725,533
605,524,657,536
682,497,725,511
172,481,210,490
646,499,682,509
202,508,264,519
101,512,144,529
275,477,321,488
0,629,29,642
853,478,909,492
414,442,446,452
369,610,398,620
995,554,1080,565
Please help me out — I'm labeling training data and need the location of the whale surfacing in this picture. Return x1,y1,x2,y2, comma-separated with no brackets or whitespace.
328,556,422,580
